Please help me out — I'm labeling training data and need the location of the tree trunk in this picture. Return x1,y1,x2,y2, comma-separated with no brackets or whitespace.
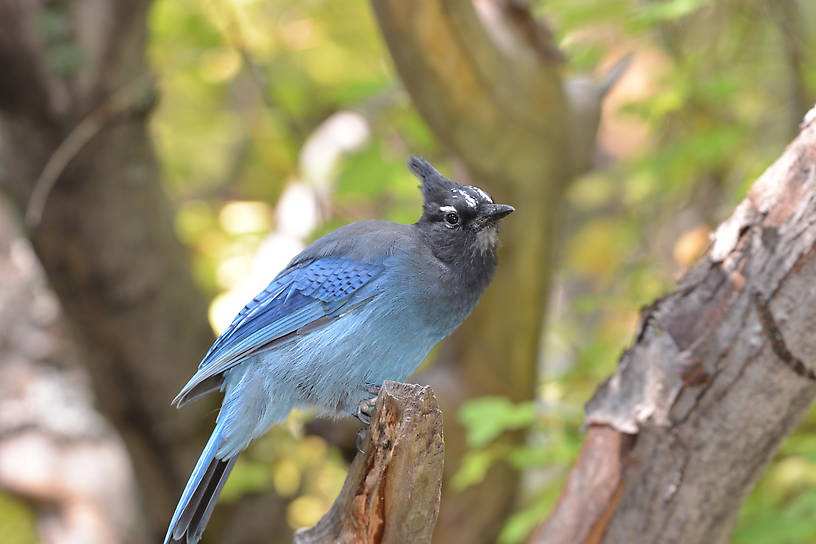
535,111,816,543
0,1,220,539
370,1,605,540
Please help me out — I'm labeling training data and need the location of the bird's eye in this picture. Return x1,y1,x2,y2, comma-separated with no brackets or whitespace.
444,212,459,226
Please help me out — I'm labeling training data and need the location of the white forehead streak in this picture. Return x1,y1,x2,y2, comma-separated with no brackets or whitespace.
470,186,493,203
439,205,457,214
452,188,477,208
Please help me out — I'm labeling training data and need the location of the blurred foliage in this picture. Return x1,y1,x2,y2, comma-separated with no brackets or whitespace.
147,0,434,300
0,492,38,544
457,1,816,543
220,419,348,528
6,0,813,542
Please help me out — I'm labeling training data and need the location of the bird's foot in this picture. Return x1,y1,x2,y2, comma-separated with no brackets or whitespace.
358,382,381,396
355,428,369,454
355,395,377,426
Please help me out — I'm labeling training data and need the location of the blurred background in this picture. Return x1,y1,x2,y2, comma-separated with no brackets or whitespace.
0,0,815,543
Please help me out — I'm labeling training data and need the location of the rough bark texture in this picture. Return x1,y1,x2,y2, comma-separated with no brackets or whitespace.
0,1,220,539
294,381,444,544
534,111,816,543
370,1,608,540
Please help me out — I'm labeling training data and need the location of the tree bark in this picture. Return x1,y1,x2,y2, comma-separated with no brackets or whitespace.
294,382,444,544
370,1,606,541
534,111,816,543
0,1,220,539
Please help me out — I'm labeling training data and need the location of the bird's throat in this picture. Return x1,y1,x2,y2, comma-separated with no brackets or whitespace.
475,225,499,255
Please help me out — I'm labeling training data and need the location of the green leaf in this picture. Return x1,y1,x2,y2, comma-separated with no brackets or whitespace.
458,397,536,448
451,448,498,491
499,487,563,544
637,0,710,23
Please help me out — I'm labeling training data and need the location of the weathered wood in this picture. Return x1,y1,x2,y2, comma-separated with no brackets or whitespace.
535,112,816,543
294,381,444,544
538,426,635,544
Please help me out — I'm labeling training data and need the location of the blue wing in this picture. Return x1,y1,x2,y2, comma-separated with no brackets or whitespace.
172,257,384,407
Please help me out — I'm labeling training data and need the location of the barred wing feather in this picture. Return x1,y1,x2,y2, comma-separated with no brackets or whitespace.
172,258,384,407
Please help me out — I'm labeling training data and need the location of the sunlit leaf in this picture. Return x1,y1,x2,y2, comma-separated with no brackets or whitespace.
459,398,536,448
451,448,498,491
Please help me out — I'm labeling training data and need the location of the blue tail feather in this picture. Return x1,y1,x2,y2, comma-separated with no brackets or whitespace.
164,422,235,544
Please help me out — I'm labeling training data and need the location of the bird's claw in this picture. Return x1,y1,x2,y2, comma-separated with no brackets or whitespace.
359,382,381,396
355,396,377,426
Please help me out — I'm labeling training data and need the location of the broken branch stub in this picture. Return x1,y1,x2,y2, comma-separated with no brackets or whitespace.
294,381,444,544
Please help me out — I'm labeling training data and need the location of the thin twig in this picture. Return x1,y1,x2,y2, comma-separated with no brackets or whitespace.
600,52,634,97
25,74,153,228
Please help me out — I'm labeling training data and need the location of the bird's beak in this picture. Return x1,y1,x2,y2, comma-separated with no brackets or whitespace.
472,203,514,231
483,203,515,221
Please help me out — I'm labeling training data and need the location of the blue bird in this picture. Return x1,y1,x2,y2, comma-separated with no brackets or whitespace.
164,157,514,543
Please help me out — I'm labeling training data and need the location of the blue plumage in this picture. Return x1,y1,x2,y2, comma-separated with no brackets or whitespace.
172,258,385,410
164,157,513,543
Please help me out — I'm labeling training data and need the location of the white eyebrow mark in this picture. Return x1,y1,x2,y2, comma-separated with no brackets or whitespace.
452,188,477,208
439,205,457,214
470,186,493,203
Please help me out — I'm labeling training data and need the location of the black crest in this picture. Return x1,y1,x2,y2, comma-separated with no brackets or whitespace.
407,156,459,212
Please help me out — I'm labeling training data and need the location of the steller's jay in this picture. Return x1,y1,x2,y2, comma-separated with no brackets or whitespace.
164,157,514,543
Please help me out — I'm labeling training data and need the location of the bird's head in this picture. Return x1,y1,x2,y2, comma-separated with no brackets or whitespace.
409,156,514,265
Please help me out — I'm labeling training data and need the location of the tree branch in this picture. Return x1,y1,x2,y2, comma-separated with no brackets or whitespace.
371,0,572,184
294,382,444,544
535,110,816,543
